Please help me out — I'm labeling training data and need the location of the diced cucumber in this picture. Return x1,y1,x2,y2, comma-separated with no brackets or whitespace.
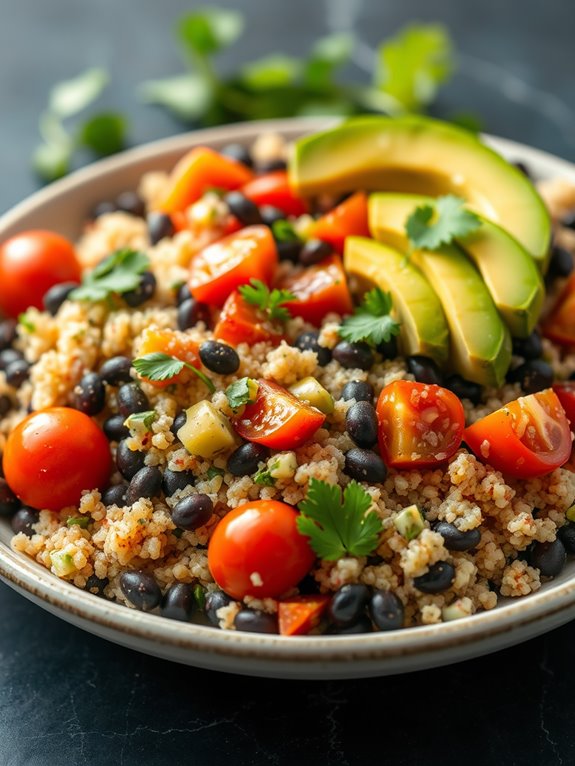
269,452,298,480
289,376,334,414
442,598,473,621
50,550,76,577
178,401,236,459
393,504,425,540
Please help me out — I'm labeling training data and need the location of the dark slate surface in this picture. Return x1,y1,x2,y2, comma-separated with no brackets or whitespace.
1,1,575,763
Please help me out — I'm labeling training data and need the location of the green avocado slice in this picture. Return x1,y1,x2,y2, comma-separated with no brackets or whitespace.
343,237,449,366
289,115,551,270
369,192,545,338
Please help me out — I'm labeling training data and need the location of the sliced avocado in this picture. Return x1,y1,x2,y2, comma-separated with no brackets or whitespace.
344,237,449,366
369,192,545,338
289,116,551,269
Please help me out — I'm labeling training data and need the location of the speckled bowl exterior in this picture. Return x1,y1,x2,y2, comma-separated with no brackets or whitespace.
1,118,575,679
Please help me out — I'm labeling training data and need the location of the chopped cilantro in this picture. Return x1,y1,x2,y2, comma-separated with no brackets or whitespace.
206,466,225,480
132,352,215,393
124,410,158,431
70,248,149,303
271,220,300,243
225,377,259,411
253,463,276,486
405,195,482,251
239,279,296,322
339,287,401,347
66,516,90,529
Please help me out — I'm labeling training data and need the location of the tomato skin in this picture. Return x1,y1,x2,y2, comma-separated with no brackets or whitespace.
3,407,112,511
232,379,326,450
214,291,285,347
278,595,330,636
208,500,316,600
553,382,575,428
464,389,572,479
279,255,353,326
136,329,201,388
376,380,465,468
189,225,278,307
241,171,308,217
311,192,370,254
0,230,81,318
543,274,575,347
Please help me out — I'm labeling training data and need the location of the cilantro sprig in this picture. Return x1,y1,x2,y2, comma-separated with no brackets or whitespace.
132,352,215,393
239,279,296,323
296,478,383,560
339,287,401,347
70,249,149,303
405,195,482,251
225,377,259,411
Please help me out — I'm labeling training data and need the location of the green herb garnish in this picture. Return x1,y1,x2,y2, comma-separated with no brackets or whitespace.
253,463,277,487
239,279,296,323
339,287,401,347
70,248,149,303
206,466,225,480
124,410,158,431
225,377,259,411
66,516,90,529
18,312,36,333
296,478,383,560
133,352,215,393
405,195,482,251
271,220,300,243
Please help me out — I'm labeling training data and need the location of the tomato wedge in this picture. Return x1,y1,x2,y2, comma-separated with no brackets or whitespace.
552,382,575,428
232,379,326,450
189,225,278,307
311,192,370,254
278,255,353,325
157,147,253,215
137,328,201,388
278,595,330,636
376,380,465,468
464,389,572,479
543,274,575,347
241,171,308,217
214,290,285,347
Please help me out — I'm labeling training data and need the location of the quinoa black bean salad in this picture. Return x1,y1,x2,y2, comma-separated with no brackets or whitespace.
2,116,575,637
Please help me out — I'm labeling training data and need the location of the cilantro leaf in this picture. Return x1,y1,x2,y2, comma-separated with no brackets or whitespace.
178,8,243,58
139,74,213,122
79,112,127,156
339,287,401,346
405,195,482,251
70,249,149,303
132,352,215,393
225,377,259,411
271,220,300,243
206,466,224,479
253,465,275,486
296,478,383,560
124,410,158,431
238,279,296,322
49,68,109,119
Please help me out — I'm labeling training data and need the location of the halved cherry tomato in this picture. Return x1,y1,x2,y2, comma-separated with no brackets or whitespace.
543,274,575,347
278,595,330,636
241,171,308,217
158,147,254,215
214,290,285,347
0,230,81,318
311,192,370,254
464,389,572,479
208,500,316,600
3,407,112,511
232,379,326,450
137,328,201,388
189,225,278,307
376,380,465,468
553,382,575,428
278,254,353,326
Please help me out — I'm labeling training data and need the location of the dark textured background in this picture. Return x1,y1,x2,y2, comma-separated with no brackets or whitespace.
1,1,575,764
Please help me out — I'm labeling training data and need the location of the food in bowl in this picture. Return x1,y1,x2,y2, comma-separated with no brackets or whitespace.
1,115,575,637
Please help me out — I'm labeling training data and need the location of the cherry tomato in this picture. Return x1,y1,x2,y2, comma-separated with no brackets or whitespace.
136,328,201,388
278,595,330,636
189,225,278,307
543,275,575,347
311,192,370,254
241,171,308,217
376,380,465,469
278,254,353,326
158,147,254,215
3,407,112,511
214,290,285,347
232,379,326,450
552,382,575,428
0,230,81,318
464,389,572,478
208,500,316,599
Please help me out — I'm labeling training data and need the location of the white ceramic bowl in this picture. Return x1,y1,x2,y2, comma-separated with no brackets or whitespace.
1,118,575,680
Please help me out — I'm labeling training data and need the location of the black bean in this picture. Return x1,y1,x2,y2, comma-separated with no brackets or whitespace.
102,483,128,507
295,331,332,367
0,348,23,371
344,448,387,484
177,298,211,331
103,414,130,442
512,331,543,361
548,245,574,279
224,191,263,226
435,521,481,551
530,539,566,578
5,359,30,388
0,394,12,417
0,478,19,516
299,239,332,267
91,200,117,219
260,205,285,227
227,442,270,476
378,335,398,360
123,271,157,307
514,161,531,178
205,590,232,626
346,401,378,449
234,609,279,634
558,523,575,554
199,340,240,375
277,240,302,262
444,375,482,405
413,561,455,593
406,355,443,385
116,191,146,218
125,466,163,506
161,583,195,621
328,584,370,627
176,283,193,305
119,571,161,611
333,341,374,371
72,372,106,416
327,614,373,634
171,411,187,438
369,590,404,631
116,440,146,480
0,320,17,352
507,359,554,394
147,211,175,245
11,507,39,537
85,575,109,597
117,383,150,417
43,282,78,315
562,211,575,231
341,380,374,403
257,158,287,173
221,143,253,168
162,468,195,497
99,356,133,386
171,494,213,531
